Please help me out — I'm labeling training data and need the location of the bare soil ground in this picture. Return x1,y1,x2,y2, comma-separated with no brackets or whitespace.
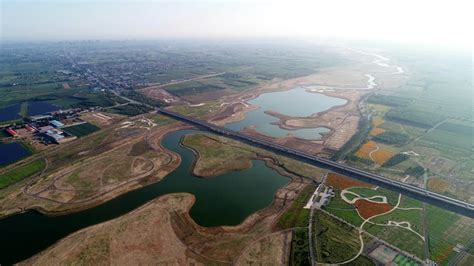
0,116,187,217
23,156,309,265
138,87,182,104
235,231,292,265
80,111,125,127
21,193,211,265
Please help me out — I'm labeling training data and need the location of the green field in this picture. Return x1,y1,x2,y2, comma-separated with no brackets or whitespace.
325,190,364,227
276,184,314,229
348,187,399,206
426,205,474,263
0,159,45,189
371,209,423,235
62,122,100,137
315,211,362,264
365,223,425,259
108,104,153,116
393,254,420,266
290,228,310,266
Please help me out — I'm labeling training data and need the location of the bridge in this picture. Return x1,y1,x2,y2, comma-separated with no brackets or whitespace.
158,108,474,218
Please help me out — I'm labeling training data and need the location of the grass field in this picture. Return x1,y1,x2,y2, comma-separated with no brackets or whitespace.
371,209,423,235
62,122,100,137
276,184,314,229
393,254,420,266
325,190,364,227
365,223,425,259
348,187,399,206
0,159,45,189
314,210,361,264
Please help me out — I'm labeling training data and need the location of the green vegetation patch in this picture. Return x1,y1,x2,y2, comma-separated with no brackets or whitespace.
365,223,425,259
276,184,314,229
404,166,424,177
348,187,399,206
325,190,364,227
368,94,412,107
426,205,474,263
62,122,100,137
290,228,310,266
382,154,409,167
419,122,473,152
332,116,371,161
393,254,420,266
385,109,444,128
373,132,410,146
0,159,45,189
371,209,423,235
315,210,361,264
108,104,153,116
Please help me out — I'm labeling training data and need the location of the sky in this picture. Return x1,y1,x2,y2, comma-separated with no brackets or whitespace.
1,0,472,48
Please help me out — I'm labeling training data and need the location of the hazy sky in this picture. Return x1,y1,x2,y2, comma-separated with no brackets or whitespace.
1,0,472,48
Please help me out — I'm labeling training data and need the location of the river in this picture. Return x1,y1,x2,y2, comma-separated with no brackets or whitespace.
0,129,289,264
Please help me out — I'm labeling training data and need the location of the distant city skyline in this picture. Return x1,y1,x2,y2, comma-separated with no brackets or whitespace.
1,0,472,49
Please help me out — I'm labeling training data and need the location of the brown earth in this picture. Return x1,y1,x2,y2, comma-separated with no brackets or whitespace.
21,193,211,265
354,199,392,219
235,231,292,265
22,163,309,264
0,116,188,218
325,173,373,190
80,111,125,127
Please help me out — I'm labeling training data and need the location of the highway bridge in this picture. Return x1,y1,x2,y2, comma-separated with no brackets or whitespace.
158,108,474,218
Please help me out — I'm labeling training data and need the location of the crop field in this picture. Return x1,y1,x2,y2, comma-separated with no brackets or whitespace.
355,141,377,160
427,177,451,193
372,149,395,165
325,173,373,190
426,205,474,263
370,127,385,136
0,159,45,189
418,122,473,155
372,117,385,127
365,224,425,259
354,200,392,219
62,122,100,137
314,211,361,264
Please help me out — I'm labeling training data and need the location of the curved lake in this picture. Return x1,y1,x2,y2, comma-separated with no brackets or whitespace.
226,87,347,139
0,142,31,166
0,129,289,264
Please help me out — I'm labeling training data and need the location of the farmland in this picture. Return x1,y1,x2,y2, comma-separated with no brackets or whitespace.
426,205,474,263
314,211,361,264
276,184,314,229
62,122,100,137
0,159,45,189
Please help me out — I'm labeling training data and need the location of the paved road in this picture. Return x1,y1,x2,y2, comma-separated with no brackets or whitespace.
158,108,474,218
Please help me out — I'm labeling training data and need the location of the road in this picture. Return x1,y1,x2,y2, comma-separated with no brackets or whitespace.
158,108,474,218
